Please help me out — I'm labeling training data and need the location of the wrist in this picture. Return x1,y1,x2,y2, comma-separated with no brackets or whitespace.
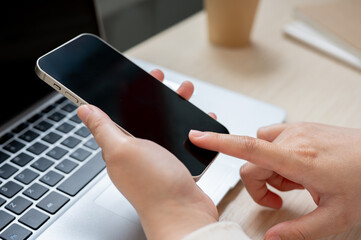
138,200,218,240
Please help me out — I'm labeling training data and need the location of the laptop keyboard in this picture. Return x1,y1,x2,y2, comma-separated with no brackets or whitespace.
0,96,105,240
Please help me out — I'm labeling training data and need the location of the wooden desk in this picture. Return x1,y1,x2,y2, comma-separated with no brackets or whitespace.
125,0,361,239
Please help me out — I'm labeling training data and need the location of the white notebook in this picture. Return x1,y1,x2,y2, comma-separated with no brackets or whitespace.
284,0,361,71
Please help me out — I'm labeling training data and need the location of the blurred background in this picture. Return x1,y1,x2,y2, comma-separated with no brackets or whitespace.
96,0,202,51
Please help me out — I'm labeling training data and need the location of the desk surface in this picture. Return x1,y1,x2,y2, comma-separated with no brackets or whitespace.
125,0,361,239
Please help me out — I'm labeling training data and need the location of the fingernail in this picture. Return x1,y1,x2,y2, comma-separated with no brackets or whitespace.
77,105,93,124
189,130,206,138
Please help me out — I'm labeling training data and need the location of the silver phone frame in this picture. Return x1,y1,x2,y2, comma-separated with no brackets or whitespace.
35,33,219,181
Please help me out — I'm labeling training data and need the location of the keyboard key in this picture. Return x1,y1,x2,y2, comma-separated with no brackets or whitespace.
12,123,29,134
0,181,23,198
69,114,82,124
19,130,39,142
34,120,52,132
0,223,32,240
75,126,91,138
40,170,64,187
84,138,99,150
0,197,5,206
27,113,43,123
0,210,15,231
61,136,81,149
48,111,65,122
0,151,10,164
3,140,25,153
0,133,14,144
41,104,56,113
57,151,105,196
23,183,49,200
55,159,78,174
31,157,54,172
46,146,68,160
27,142,48,155
11,153,34,167
42,132,61,144
0,164,18,179
19,209,49,230
62,103,77,112
15,169,39,185
5,196,32,215
55,97,67,105
56,122,75,133
70,148,91,162
0,133,14,145
36,191,69,214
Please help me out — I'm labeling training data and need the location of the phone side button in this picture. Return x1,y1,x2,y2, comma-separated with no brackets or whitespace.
65,92,79,104
53,83,61,91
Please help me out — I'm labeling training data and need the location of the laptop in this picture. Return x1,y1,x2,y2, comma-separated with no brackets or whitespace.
0,1,286,240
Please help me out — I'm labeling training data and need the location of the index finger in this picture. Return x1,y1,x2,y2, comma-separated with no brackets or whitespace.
189,130,300,174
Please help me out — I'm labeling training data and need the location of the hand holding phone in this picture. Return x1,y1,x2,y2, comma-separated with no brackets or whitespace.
77,101,220,240
35,33,229,180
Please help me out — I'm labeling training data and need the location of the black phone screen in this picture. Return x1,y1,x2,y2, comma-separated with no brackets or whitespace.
37,34,229,176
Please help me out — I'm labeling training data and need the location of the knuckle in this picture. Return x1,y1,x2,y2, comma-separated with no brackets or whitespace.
293,228,308,240
286,122,307,135
297,147,318,159
213,133,224,150
239,136,258,155
291,122,316,138
293,147,317,170
291,126,307,138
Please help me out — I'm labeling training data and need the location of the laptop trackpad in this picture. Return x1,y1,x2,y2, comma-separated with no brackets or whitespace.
94,184,139,224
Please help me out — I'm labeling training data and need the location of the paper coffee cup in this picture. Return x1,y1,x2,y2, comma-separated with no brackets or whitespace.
204,0,259,47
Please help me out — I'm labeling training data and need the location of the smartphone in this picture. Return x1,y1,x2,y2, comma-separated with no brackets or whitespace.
35,33,229,180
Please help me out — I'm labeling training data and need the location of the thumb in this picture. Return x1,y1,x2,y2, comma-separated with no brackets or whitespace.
265,206,343,240
77,104,127,153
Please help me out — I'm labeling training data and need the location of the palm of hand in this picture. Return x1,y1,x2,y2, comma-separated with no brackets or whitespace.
104,136,218,219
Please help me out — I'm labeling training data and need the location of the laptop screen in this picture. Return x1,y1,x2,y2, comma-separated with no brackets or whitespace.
0,1,100,127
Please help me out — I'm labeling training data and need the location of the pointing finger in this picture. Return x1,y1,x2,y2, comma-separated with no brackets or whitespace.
189,131,301,174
